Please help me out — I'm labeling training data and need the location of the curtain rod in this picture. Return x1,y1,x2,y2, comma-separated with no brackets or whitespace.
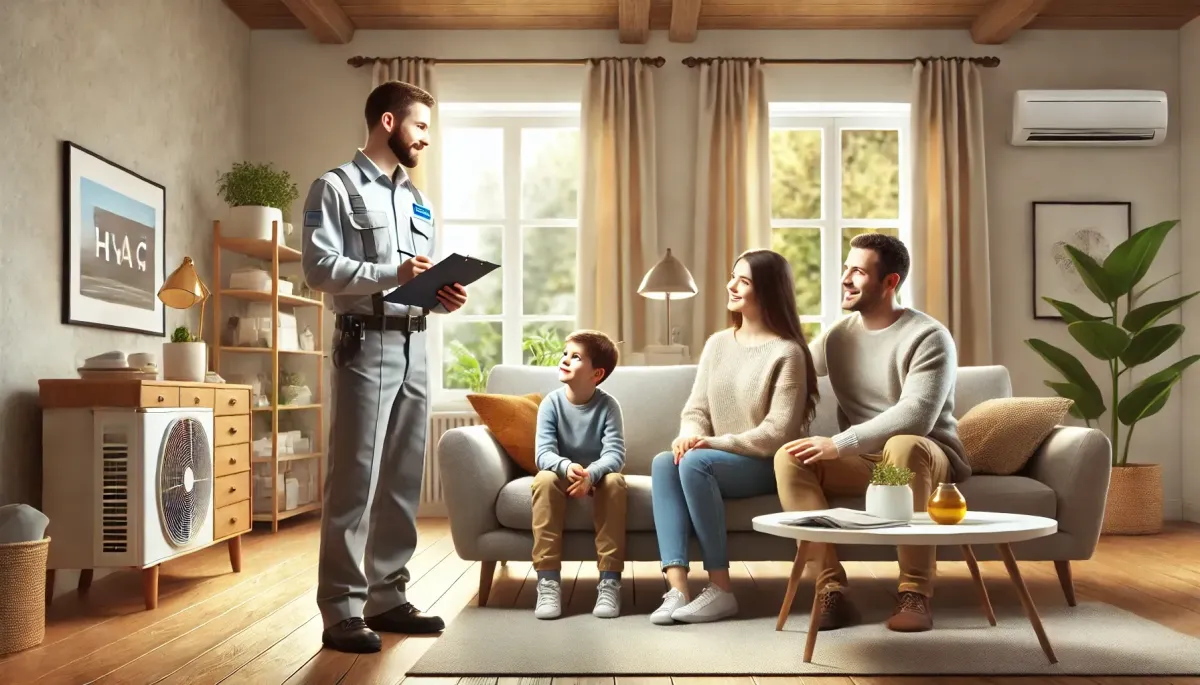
347,56,666,68
681,56,1001,67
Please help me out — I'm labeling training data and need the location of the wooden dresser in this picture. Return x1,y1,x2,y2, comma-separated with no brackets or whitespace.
39,378,254,610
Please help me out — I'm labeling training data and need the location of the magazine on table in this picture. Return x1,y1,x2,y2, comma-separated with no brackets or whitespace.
777,508,910,529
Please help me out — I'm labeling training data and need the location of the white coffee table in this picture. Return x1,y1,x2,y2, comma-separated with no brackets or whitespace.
752,510,1059,664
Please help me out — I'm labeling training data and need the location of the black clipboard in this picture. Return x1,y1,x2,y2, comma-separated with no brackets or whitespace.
383,253,500,309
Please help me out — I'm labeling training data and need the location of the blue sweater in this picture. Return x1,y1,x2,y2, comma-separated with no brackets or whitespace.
534,387,626,483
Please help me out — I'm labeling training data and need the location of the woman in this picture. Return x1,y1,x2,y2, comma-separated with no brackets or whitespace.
649,248,820,625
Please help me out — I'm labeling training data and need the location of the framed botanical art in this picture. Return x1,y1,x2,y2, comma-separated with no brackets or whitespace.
1032,201,1131,320
62,141,166,336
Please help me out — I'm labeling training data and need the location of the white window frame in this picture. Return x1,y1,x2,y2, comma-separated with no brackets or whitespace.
428,103,581,407
768,102,912,335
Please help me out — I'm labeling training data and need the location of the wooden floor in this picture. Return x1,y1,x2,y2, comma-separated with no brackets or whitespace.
5,516,1200,685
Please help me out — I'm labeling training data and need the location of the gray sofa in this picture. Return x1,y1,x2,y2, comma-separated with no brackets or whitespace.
438,363,1112,607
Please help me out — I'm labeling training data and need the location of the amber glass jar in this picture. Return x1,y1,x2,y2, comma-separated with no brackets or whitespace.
927,482,967,524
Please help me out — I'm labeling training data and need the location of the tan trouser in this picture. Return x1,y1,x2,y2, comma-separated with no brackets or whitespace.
530,470,627,573
774,435,951,597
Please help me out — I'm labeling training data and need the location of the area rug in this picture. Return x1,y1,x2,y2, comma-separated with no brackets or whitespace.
408,598,1200,676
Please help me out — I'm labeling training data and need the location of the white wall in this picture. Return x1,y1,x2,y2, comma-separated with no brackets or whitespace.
1182,17,1200,523
250,27,1186,518
0,0,251,593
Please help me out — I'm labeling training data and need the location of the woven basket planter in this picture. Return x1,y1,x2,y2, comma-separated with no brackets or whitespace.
0,536,49,655
1101,464,1163,535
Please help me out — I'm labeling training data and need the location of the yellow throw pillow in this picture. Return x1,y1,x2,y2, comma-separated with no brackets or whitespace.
466,392,543,475
959,397,1074,475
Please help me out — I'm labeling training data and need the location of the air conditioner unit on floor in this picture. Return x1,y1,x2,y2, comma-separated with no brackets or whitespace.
1011,89,1168,146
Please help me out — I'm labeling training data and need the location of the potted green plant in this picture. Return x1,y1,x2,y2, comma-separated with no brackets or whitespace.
1025,219,1197,535
163,326,206,382
865,463,915,521
216,161,300,244
522,327,565,366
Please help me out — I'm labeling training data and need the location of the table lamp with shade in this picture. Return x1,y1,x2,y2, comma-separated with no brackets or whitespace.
158,256,210,382
637,248,697,365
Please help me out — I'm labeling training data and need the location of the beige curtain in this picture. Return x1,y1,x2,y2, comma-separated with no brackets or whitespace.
689,58,772,354
371,58,438,192
577,58,660,356
910,58,992,366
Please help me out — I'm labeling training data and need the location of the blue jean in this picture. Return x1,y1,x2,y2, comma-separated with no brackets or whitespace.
651,448,777,572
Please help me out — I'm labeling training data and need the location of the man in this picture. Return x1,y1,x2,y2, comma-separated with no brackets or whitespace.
302,80,468,654
774,232,970,633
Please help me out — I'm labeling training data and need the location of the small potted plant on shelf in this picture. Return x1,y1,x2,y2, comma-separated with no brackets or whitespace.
216,161,300,244
865,463,915,522
163,326,206,382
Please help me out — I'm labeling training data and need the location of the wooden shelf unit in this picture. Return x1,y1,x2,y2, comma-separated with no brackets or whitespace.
212,219,326,533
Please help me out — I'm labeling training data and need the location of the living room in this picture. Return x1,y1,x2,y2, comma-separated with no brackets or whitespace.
2,0,1200,682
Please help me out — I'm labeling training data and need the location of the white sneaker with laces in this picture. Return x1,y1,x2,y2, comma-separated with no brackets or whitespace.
650,587,688,625
593,579,621,618
534,578,561,619
671,583,738,623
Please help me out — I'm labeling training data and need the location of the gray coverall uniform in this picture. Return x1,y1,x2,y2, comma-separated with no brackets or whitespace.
301,149,441,628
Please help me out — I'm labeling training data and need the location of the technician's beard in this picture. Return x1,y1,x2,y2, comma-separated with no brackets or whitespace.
388,130,419,168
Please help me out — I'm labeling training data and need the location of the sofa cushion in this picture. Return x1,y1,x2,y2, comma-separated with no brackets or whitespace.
958,396,1073,475
495,472,1056,533
466,392,543,475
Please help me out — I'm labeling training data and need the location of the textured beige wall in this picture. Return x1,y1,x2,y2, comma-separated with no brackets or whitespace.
1182,17,1200,523
251,27,1186,518
0,0,251,507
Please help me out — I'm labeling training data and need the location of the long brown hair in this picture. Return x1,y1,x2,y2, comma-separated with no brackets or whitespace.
730,249,821,431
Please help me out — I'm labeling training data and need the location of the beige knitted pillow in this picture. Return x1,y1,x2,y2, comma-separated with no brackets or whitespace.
958,397,1074,475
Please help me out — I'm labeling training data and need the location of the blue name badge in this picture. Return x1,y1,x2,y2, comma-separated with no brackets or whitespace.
412,203,432,221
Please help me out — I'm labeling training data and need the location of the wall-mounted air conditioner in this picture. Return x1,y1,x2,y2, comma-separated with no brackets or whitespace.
1011,89,1168,146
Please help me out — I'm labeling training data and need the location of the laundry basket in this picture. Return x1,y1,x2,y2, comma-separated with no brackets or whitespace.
0,536,49,655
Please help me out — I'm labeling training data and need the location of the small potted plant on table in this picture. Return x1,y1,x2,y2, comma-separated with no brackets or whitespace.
163,326,206,382
865,463,915,522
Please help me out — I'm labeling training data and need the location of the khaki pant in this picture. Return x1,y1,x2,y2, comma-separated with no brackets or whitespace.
774,435,951,597
530,470,627,573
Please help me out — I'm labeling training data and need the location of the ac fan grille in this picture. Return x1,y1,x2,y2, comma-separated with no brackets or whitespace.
157,418,213,547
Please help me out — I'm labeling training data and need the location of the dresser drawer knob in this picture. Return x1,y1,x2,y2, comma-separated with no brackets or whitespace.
228,486,237,493
194,396,201,404
229,517,238,524
228,457,238,465
157,395,165,402
228,427,237,434
228,397,237,405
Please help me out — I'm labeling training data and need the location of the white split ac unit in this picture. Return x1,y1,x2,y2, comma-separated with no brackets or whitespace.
1011,89,1168,146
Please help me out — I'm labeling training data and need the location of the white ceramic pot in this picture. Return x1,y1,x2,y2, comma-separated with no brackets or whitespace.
162,342,207,382
865,483,914,521
228,205,284,242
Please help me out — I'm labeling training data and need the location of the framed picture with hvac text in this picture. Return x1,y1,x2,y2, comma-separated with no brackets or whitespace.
62,141,166,336
1032,201,1131,320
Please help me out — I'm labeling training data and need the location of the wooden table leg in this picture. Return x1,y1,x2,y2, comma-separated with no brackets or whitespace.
776,540,809,631
227,535,243,573
79,569,94,592
962,545,995,626
997,543,1057,664
143,565,160,610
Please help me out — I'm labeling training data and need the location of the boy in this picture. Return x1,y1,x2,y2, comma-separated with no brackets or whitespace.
531,330,627,619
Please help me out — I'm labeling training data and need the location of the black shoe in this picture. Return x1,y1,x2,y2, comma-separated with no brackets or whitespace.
817,589,860,631
365,602,445,634
321,617,382,653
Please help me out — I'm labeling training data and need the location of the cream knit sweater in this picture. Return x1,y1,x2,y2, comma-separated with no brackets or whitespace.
678,328,810,458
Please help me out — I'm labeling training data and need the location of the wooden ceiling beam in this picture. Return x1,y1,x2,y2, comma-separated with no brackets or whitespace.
618,0,651,44
669,0,702,43
279,0,355,44
970,0,1050,44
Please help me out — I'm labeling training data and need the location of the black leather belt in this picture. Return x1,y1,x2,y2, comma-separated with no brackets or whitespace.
336,312,427,335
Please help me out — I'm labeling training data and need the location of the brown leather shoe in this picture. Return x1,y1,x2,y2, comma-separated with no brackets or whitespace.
886,591,933,632
817,589,859,630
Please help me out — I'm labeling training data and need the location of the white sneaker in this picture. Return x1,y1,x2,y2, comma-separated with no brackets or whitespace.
593,579,621,618
534,578,561,619
650,587,688,625
671,584,738,623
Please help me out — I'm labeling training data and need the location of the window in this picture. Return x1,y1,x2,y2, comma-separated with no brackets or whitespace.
768,103,911,341
430,103,581,401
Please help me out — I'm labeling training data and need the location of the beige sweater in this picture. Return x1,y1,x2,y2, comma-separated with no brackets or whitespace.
679,328,810,458
812,308,971,482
